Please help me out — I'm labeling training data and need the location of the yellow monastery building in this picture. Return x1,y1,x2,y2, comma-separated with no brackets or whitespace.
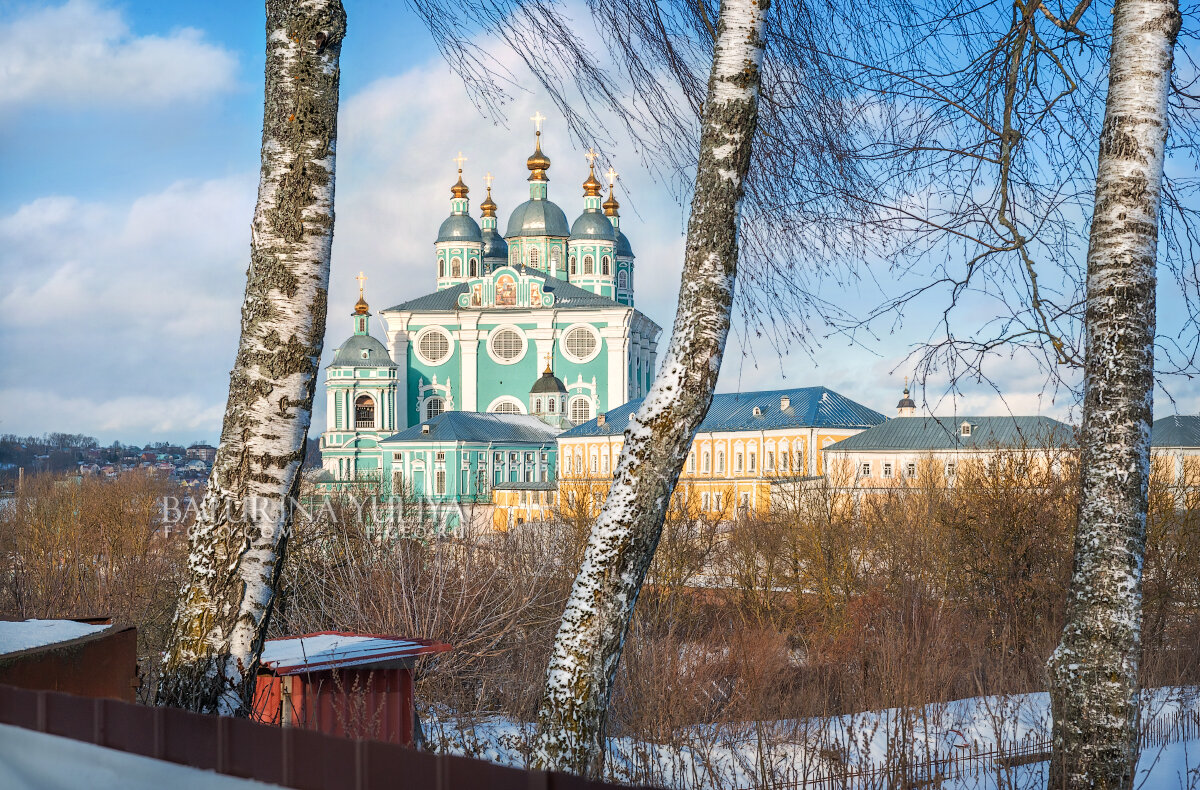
552,387,886,520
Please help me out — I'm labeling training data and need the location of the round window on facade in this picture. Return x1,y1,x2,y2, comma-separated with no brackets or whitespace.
489,328,525,363
416,328,452,365
563,326,599,362
492,400,522,414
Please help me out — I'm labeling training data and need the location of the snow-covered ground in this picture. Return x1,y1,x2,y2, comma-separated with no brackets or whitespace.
425,687,1200,789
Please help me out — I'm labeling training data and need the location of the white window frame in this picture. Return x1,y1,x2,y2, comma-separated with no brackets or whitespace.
560,323,602,363
487,325,528,365
860,462,872,478
413,326,454,366
569,396,593,424
486,395,527,415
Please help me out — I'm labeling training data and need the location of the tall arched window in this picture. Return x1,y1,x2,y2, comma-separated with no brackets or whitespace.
583,255,594,274
570,255,577,275
534,398,543,413
451,257,462,277
602,255,610,275
425,397,444,420
717,451,725,473
469,258,478,276
438,259,445,277
548,398,557,413
355,395,375,428
569,396,592,423
702,451,711,473
529,247,540,268
551,248,561,270
617,270,628,288
510,248,519,265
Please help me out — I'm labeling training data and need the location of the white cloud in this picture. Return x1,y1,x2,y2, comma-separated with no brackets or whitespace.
0,0,236,107
0,175,254,443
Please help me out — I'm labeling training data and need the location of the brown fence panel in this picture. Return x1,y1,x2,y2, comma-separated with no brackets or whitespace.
0,683,660,790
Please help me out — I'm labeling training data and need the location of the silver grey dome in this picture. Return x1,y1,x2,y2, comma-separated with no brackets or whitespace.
505,199,570,238
437,214,483,243
482,227,509,260
329,334,397,368
614,229,634,258
569,210,617,242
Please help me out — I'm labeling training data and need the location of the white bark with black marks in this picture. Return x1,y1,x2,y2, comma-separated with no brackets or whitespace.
158,0,346,716
531,0,768,777
1047,1,1180,788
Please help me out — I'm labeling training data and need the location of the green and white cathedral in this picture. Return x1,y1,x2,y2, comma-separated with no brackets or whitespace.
319,128,661,493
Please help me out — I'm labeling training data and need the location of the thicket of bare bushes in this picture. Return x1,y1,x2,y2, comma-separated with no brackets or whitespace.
3,455,1198,783
0,471,189,700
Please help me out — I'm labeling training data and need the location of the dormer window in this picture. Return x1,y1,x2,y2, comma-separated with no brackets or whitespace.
960,422,972,437
360,349,369,360
752,406,763,417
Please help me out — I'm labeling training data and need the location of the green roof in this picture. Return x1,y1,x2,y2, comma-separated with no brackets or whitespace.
383,264,627,312
328,334,397,368
824,416,1075,452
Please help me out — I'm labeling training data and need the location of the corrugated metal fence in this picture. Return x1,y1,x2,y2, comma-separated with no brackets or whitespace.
0,684,650,790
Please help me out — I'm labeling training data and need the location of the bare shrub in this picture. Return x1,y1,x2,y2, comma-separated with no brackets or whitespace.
0,470,189,700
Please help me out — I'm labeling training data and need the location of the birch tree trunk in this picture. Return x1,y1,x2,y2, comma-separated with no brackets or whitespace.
157,0,347,716
1047,1,1180,787
531,0,768,776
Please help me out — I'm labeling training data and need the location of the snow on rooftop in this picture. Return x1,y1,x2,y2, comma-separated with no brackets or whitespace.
0,619,111,656
259,632,449,675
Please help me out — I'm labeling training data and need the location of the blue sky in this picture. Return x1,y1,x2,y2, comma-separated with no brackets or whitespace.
1,0,1196,445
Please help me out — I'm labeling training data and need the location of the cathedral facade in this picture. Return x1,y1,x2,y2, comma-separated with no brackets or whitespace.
319,125,661,488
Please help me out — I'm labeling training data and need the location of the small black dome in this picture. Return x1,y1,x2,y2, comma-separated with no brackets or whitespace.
530,368,567,394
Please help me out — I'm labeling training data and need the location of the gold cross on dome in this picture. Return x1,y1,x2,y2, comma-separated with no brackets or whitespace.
543,351,553,372
355,270,367,297
585,148,598,166
605,166,618,187
530,111,546,133
483,171,494,189
453,151,468,172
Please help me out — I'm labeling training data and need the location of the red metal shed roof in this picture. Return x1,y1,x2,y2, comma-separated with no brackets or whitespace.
259,631,451,675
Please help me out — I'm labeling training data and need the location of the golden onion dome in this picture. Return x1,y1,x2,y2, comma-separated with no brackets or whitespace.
354,294,370,315
582,164,603,197
450,170,469,199
603,184,620,216
480,185,498,217
527,132,551,181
